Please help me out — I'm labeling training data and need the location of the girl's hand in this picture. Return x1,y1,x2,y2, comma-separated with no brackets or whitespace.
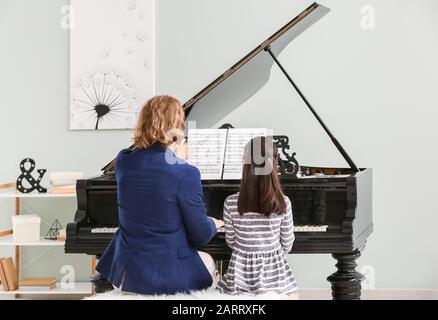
211,217,224,229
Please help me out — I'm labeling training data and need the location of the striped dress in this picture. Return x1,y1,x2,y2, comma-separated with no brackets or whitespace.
218,193,298,295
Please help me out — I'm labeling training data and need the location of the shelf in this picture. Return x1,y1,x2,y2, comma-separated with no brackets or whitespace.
0,191,76,198
0,235,65,246
0,282,92,295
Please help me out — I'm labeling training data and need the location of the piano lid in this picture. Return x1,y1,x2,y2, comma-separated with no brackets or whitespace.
184,2,330,128
102,2,330,173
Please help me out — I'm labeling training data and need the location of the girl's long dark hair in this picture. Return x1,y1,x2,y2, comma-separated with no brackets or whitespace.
238,136,286,215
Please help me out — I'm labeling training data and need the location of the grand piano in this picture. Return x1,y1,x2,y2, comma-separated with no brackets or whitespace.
65,2,373,300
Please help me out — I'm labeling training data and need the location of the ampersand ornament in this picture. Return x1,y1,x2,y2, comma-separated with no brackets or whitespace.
16,158,47,193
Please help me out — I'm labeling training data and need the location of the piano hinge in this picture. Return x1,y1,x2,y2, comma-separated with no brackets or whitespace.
261,40,271,50
183,98,196,110
223,69,233,78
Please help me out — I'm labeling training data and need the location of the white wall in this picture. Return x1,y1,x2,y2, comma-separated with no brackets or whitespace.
1,0,437,288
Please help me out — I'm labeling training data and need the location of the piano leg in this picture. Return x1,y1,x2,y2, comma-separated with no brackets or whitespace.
327,250,364,300
90,272,114,294
90,256,114,294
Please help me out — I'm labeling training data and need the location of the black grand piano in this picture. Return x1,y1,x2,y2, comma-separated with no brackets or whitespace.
65,2,373,300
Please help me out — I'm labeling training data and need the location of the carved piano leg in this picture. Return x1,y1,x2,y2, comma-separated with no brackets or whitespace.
327,250,363,300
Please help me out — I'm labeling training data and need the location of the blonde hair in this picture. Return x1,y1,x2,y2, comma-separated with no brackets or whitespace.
133,95,185,149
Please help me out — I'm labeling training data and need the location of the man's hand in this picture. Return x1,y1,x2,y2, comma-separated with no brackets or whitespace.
210,217,224,229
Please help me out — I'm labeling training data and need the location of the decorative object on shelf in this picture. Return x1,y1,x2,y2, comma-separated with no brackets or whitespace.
50,172,83,194
12,214,41,242
44,219,65,241
70,0,155,130
16,158,47,193
19,277,57,290
0,257,18,291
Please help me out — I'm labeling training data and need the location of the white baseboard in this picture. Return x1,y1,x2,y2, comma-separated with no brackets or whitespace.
300,288,438,300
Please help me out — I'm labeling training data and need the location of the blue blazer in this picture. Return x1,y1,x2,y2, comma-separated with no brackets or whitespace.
96,144,217,294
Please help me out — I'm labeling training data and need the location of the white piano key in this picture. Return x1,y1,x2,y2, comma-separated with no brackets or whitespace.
291,225,330,232
217,226,225,233
91,227,119,234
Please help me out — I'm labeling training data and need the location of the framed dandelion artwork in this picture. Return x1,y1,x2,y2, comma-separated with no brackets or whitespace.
70,0,155,130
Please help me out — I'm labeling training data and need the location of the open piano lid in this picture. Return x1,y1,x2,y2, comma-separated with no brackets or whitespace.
184,2,330,127
102,2,330,173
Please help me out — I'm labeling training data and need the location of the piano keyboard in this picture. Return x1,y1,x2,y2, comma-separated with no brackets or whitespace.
91,227,119,234
294,225,328,232
90,225,328,234
216,225,328,233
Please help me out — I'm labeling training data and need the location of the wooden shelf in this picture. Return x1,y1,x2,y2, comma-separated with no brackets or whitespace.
0,235,65,246
0,282,92,295
0,191,76,198
0,181,93,299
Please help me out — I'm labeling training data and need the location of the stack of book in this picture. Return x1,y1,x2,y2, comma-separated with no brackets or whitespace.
0,257,56,291
49,172,83,194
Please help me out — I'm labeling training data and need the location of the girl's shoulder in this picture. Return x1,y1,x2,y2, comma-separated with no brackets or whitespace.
225,192,239,201
224,193,239,213
225,192,239,204
283,195,291,204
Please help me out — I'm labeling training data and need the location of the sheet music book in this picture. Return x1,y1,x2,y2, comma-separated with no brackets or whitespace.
187,128,268,180
187,129,228,180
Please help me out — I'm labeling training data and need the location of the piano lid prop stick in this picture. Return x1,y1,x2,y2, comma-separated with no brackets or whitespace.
264,45,360,173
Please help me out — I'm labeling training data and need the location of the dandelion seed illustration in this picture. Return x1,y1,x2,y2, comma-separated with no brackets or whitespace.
144,58,151,70
136,30,148,43
126,0,136,11
99,46,112,58
125,47,135,55
70,65,145,130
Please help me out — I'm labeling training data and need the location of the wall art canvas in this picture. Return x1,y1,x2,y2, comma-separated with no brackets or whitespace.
70,0,155,130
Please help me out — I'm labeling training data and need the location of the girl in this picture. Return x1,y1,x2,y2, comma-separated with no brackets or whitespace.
218,136,298,297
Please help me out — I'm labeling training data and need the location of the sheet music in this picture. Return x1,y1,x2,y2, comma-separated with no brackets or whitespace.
187,129,228,180
222,128,268,180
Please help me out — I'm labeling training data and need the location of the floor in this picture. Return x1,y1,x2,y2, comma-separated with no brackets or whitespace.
86,288,438,300
3,289,438,300
301,289,438,300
